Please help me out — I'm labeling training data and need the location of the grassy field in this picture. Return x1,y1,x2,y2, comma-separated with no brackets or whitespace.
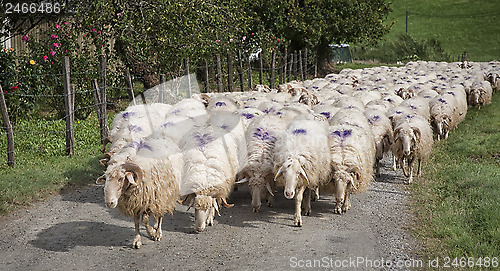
411,93,500,260
386,0,500,61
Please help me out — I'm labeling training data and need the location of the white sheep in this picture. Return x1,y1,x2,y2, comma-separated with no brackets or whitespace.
238,114,290,212
392,114,433,183
96,135,182,249
179,112,246,232
273,118,331,226
429,94,458,141
468,81,493,109
364,109,394,176
322,122,375,213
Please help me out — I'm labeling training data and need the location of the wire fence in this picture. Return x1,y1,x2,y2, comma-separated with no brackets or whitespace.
0,48,320,167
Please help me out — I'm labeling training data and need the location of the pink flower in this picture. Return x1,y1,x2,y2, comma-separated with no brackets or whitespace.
64,22,68,25
22,35,29,42
43,55,48,62
92,28,96,32
56,24,60,29
53,43,59,48
11,86,18,91
50,34,58,39
97,30,101,35
50,50,56,56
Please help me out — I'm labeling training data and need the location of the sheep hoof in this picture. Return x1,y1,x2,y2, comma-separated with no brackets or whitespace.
294,216,303,227
304,209,311,216
252,206,260,213
133,239,142,249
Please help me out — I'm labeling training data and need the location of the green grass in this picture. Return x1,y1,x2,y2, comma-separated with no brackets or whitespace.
386,0,500,61
0,114,106,214
411,93,500,260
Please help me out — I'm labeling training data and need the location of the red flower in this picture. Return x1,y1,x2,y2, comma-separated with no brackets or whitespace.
11,86,18,91
43,55,48,62
22,35,29,42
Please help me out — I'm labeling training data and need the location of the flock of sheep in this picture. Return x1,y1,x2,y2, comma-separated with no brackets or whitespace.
96,60,499,249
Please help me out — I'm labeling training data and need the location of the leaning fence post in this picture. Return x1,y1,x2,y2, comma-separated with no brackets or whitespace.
0,85,15,167
99,54,109,141
184,58,192,97
62,56,74,155
227,53,234,92
270,49,276,89
238,50,244,92
91,79,107,146
283,48,287,84
259,55,264,85
299,50,304,81
303,48,308,78
247,57,253,90
216,54,223,93
124,69,136,105
204,59,210,93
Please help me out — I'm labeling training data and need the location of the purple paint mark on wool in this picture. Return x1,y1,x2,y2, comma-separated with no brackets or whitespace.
424,96,431,99
128,125,143,133
337,90,344,94
313,86,319,89
161,121,174,128
121,111,135,119
409,105,417,110
387,98,394,103
446,91,456,96
241,112,255,119
330,129,352,147
262,107,275,114
438,98,448,104
253,128,275,141
221,124,230,131
215,101,226,107
369,115,380,125
396,110,403,114
170,109,182,115
129,140,153,152
320,111,331,119
292,129,307,135
406,115,415,119
345,105,357,109
194,133,214,149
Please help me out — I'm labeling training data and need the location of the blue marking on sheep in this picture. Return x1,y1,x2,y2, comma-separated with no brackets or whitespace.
446,91,456,96
170,109,182,115
438,98,447,104
129,140,153,152
292,129,307,135
194,133,214,149
121,111,136,119
129,125,143,133
369,115,380,125
221,124,230,131
330,129,352,147
241,112,255,119
161,121,174,128
253,128,275,141
313,86,319,89
215,101,226,107
409,105,417,110
262,107,275,114
320,111,331,119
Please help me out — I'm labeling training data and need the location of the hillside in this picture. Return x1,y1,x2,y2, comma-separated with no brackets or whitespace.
385,0,500,61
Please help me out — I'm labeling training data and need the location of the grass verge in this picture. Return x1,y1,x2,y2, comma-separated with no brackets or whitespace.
411,93,500,261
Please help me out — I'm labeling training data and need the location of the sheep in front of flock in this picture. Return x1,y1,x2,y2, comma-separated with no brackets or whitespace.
273,118,331,226
429,93,459,141
323,122,375,214
391,114,433,184
179,112,246,232
101,103,172,166
468,81,493,110
238,114,290,212
364,109,394,177
96,135,183,249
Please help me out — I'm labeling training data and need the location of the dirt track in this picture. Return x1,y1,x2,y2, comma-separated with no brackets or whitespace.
0,157,420,271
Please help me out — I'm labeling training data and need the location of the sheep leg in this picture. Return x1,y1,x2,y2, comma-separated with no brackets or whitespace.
342,190,351,213
417,159,422,177
302,188,312,216
375,158,381,177
407,157,415,184
151,215,163,241
141,213,157,240
133,215,142,249
293,186,306,227
392,155,397,171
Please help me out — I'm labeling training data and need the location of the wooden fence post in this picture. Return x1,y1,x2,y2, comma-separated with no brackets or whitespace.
124,69,136,105
299,50,304,81
238,50,244,92
247,57,253,90
304,48,308,78
204,59,210,93
270,49,276,89
259,55,263,85
159,73,166,103
293,50,298,79
216,54,223,92
227,53,234,92
0,85,15,167
99,54,109,141
288,53,293,81
62,56,74,155
91,79,108,146
184,58,191,97
283,48,287,84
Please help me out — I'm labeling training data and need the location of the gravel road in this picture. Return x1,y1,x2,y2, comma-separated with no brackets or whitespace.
0,156,421,271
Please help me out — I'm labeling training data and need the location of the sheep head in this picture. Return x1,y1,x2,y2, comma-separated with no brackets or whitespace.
96,162,143,209
432,114,451,139
275,158,309,200
331,169,358,211
395,124,419,156
241,170,274,212
193,195,218,232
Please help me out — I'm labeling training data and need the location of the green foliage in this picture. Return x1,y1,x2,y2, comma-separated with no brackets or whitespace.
411,94,500,259
352,34,451,63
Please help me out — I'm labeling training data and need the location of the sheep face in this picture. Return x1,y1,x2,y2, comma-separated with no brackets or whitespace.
469,89,481,105
431,114,451,140
395,125,420,156
97,163,141,208
275,158,309,200
331,170,356,213
247,172,274,213
194,195,217,232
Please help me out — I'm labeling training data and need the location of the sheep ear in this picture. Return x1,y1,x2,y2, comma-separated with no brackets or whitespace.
96,174,106,185
99,158,109,167
124,172,137,186
299,166,310,185
180,194,196,211
413,127,421,141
